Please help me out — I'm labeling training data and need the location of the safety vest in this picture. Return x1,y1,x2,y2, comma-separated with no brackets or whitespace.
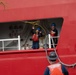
50,31,55,36
48,63,63,75
32,34,39,41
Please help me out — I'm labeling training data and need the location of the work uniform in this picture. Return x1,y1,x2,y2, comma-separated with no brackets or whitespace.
50,28,58,48
44,63,69,75
32,34,39,49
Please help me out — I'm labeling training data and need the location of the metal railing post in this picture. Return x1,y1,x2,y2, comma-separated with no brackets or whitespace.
18,35,21,50
2,41,4,51
48,35,59,48
48,34,51,48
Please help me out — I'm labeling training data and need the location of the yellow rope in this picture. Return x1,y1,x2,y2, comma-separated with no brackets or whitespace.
0,1,5,10
0,0,7,10
24,20,46,34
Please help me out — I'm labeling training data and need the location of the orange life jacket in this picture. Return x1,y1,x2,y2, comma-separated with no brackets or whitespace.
32,34,39,41
50,32,55,36
48,63,63,75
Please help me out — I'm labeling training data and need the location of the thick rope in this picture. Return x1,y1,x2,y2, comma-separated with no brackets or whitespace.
44,35,76,67
23,20,76,67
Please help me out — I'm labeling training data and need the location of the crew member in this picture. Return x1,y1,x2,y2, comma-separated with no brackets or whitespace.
50,23,58,47
44,51,69,75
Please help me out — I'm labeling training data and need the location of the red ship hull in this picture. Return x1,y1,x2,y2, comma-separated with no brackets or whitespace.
0,49,76,75
0,0,76,75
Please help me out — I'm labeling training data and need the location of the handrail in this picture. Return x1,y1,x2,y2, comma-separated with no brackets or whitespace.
0,35,21,51
48,34,59,48
48,34,76,67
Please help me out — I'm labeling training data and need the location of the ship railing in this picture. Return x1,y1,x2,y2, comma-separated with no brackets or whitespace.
48,34,59,48
0,35,21,51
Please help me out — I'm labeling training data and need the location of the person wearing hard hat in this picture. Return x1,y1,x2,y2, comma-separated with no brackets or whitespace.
50,23,58,36
32,29,39,49
44,51,69,75
50,23,58,48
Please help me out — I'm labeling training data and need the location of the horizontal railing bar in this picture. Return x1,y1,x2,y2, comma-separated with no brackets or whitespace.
0,38,18,41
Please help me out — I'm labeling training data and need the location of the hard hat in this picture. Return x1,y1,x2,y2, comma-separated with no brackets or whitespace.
48,51,57,61
37,27,41,31
51,23,56,27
